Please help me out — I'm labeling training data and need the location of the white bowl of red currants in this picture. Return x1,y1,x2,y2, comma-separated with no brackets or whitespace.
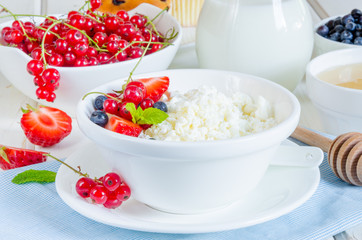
0,3,182,115
314,9,362,57
76,69,300,214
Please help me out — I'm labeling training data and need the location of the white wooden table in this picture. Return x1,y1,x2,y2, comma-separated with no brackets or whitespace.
0,0,361,239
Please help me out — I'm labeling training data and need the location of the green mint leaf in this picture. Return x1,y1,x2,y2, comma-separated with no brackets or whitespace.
138,108,169,125
125,102,168,125
12,169,56,184
125,102,138,123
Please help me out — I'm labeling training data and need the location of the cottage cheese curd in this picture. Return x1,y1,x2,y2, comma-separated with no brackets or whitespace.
141,86,278,141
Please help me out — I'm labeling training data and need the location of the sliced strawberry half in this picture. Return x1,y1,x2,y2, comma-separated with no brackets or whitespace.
105,114,143,137
20,105,72,147
135,76,169,102
0,145,47,170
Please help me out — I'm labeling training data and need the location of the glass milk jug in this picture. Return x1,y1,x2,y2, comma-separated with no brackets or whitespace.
195,0,314,91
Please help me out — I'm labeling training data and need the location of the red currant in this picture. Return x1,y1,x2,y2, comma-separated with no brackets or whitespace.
103,98,119,114
103,172,122,191
33,75,46,87
123,85,144,105
26,59,44,76
117,101,132,120
130,14,147,29
73,42,89,56
74,57,89,67
104,16,120,32
90,0,102,11
128,47,144,59
103,192,123,209
76,177,97,198
69,14,86,30
93,32,107,46
90,185,108,204
48,53,64,67
116,10,129,21
126,81,146,96
42,68,60,85
54,38,69,54
97,52,111,64
64,52,77,66
115,184,131,201
139,98,154,110
106,41,120,53
31,47,43,60
65,29,84,46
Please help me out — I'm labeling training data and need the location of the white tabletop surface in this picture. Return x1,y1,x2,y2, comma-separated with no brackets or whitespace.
0,1,361,239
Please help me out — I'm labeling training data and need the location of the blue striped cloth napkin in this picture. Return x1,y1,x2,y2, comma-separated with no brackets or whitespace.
0,138,361,240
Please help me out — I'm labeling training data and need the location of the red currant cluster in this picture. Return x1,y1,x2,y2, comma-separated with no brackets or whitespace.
76,172,131,209
0,0,175,102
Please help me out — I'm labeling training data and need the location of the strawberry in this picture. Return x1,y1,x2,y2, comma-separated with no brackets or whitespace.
0,145,47,170
105,114,142,137
20,105,72,147
135,76,169,102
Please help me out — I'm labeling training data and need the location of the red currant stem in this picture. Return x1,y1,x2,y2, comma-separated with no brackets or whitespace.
81,91,121,103
84,13,103,24
147,7,169,25
40,21,60,67
126,30,153,84
78,0,90,12
45,153,89,178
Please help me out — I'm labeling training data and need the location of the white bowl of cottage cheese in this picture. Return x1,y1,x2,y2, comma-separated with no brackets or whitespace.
76,69,300,214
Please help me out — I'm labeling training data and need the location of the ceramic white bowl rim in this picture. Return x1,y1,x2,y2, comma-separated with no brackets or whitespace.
0,3,183,72
76,69,301,160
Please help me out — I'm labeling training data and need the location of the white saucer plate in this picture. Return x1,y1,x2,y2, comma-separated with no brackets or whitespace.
55,141,320,234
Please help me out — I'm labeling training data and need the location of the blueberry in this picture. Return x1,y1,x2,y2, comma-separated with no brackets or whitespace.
340,30,354,41
356,24,362,31
328,32,340,41
326,20,334,29
90,110,109,127
93,95,107,110
332,25,344,33
354,37,362,45
351,9,362,20
345,22,357,32
333,17,343,27
153,101,168,112
342,14,355,25
317,25,329,37
355,30,362,38
341,39,353,44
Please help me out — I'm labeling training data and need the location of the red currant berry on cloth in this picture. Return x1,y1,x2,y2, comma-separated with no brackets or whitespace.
103,172,122,191
76,177,97,199
26,59,44,76
123,85,144,105
90,185,108,204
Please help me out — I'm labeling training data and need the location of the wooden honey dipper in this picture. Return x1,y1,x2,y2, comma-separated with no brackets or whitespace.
291,126,362,186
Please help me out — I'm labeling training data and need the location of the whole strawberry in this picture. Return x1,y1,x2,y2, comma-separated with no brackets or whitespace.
0,145,47,170
20,105,72,147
